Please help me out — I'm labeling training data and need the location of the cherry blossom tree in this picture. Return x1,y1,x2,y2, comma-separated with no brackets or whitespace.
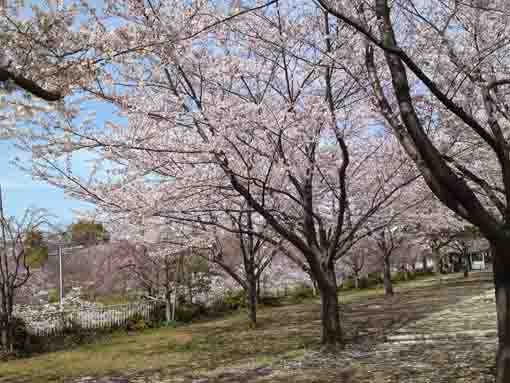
206,218,279,326
341,245,367,290
315,1,510,377
100,216,187,322
0,1,71,101
58,241,139,297
18,0,422,348
373,227,406,296
366,177,433,295
0,0,116,143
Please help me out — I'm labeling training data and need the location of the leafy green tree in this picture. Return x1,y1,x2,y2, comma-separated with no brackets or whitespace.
68,220,108,246
23,230,48,268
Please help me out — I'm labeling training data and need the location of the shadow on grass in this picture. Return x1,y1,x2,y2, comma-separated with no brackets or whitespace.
0,273,494,383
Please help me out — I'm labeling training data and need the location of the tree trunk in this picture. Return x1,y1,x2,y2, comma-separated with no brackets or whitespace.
257,278,261,303
0,294,13,352
316,262,343,348
402,266,409,281
165,293,172,323
463,254,470,278
247,277,257,327
422,256,427,272
319,284,343,347
383,256,394,296
171,288,177,322
309,273,318,296
449,255,456,273
493,241,510,383
354,274,359,289
0,327,7,351
438,258,443,273
432,247,441,274
0,313,12,352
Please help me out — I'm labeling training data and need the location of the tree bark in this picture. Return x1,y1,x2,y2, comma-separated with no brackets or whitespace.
0,313,12,352
463,254,470,278
383,255,394,296
309,273,318,296
247,276,257,327
257,278,261,303
0,296,13,351
165,293,172,323
319,285,342,347
0,326,7,350
316,263,343,348
493,241,510,383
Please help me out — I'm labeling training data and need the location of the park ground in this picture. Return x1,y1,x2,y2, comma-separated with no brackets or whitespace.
0,272,497,383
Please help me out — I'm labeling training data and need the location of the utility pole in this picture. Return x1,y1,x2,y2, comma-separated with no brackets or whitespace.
49,238,83,311
58,245,63,311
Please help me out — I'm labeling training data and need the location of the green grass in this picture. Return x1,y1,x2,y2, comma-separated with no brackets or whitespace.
338,272,474,302
0,308,319,383
337,273,444,303
0,272,490,383
47,288,59,304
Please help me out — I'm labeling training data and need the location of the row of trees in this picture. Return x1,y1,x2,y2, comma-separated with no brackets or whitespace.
1,0,510,380
0,193,480,352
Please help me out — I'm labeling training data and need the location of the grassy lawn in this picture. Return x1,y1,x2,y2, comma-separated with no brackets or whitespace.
0,272,494,383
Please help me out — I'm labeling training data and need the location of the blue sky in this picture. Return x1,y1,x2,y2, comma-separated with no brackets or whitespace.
1,98,123,224
0,0,111,223
0,140,93,223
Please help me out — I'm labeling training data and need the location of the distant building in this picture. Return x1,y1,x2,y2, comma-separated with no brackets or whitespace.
468,238,491,271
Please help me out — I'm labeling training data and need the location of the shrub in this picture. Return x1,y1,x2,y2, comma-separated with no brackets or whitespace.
414,269,434,278
206,291,254,318
358,272,383,289
48,288,59,304
288,284,315,303
367,272,383,285
222,290,247,310
207,298,234,317
163,320,180,328
175,302,207,323
149,303,168,327
25,247,49,268
59,316,90,346
358,276,369,289
393,272,403,282
10,316,30,352
79,288,98,302
6,316,89,355
258,295,284,307
340,277,355,290
23,325,115,355
394,271,417,282
125,313,148,332
0,349,16,361
341,273,381,290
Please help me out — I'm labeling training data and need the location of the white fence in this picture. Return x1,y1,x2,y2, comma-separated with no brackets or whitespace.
20,301,163,336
